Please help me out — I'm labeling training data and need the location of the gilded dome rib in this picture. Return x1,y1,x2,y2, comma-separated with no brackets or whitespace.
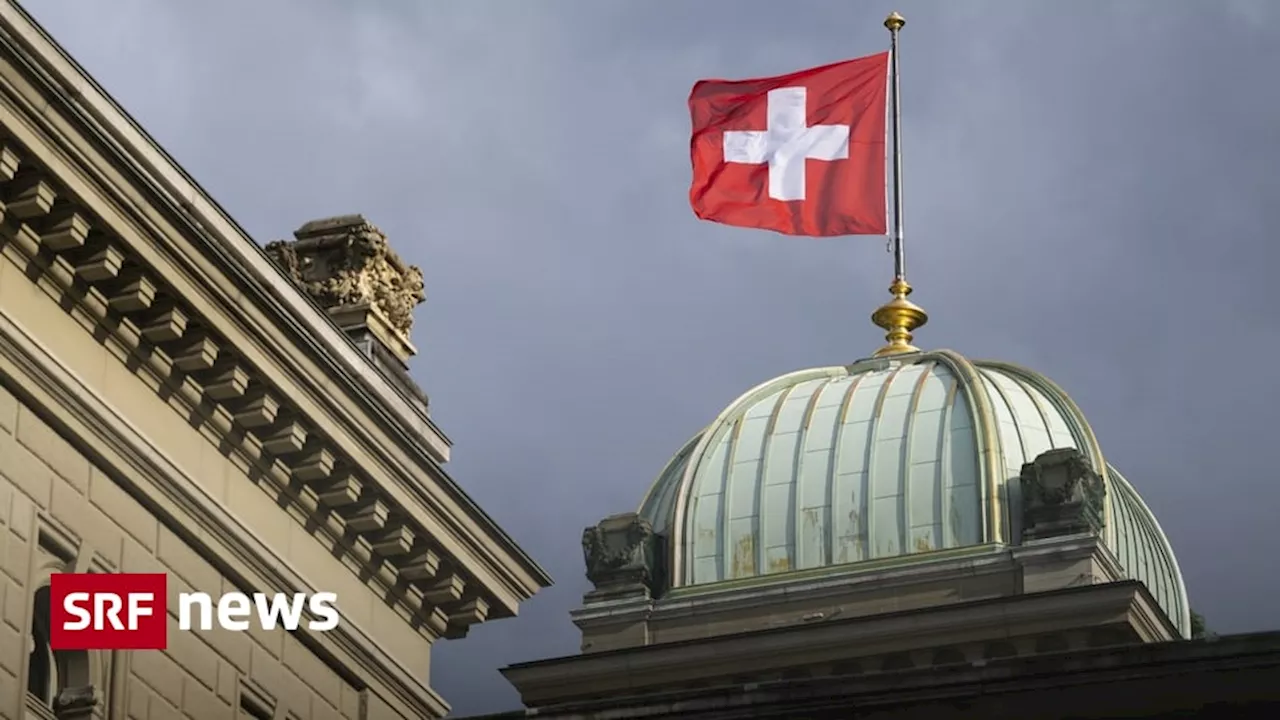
827,373,867,567
938,372,964,547
902,362,938,554
865,364,908,558
637,433,703,536
977,369,1030,543
978,361,1113,547
930,351,1003,544
750,383,801,577
1011,369,1062,449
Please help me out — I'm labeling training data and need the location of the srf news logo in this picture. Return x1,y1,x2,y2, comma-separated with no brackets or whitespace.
49,573,339,650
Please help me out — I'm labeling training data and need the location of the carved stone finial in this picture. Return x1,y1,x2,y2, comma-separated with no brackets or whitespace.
582,513,659,600
264,215,425,357
1020,448,1106,541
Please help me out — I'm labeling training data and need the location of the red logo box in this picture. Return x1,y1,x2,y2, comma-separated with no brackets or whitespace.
49,573,167,650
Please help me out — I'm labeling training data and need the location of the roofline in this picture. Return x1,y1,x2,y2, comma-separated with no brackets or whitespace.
480,629,1280,718
0,0,551,588
504,580,1167,671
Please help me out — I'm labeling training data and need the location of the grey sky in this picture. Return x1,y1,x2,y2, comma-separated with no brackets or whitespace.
21,0,1280,715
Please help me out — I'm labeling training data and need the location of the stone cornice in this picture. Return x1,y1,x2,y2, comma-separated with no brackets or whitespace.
510,582,1160,704
481,631,1280,719
1127,587,1181,642
574,537,1132,632
0,309,449,719
1011,532,1127,581
0,0,550,625
575,544,1009,627
571,595,654,629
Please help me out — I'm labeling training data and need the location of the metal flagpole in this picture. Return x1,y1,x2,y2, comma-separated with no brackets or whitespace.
870,11,928,357
886,12,907,281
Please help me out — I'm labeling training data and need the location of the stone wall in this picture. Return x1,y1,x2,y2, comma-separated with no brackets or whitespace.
0,379,402,719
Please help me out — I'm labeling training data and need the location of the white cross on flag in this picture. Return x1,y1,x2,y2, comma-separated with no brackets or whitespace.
689,52,889,237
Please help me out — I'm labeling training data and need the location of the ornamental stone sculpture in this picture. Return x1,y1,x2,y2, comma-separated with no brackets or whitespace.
581,513,659,600
1020,447,1106,542
264,215,425,359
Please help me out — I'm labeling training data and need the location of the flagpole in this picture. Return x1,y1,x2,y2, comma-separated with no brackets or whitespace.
887,12,906,281
871,11,928,357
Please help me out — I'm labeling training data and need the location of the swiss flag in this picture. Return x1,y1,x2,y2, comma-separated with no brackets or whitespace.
689,52,889,237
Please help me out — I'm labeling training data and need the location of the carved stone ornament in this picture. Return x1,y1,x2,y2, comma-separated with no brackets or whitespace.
582,513,658,598
53,685,100,719
1020,447,1106,542
264,215,425,341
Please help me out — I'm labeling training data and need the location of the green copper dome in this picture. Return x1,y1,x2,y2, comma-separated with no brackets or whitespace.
638,349,1190,638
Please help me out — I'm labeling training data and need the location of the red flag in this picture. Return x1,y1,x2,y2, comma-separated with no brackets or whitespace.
689,53,889,237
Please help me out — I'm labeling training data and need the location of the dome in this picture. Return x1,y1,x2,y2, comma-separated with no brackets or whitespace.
638,349,1190,638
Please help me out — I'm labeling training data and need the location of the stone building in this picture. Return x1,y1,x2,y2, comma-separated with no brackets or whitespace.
0,3,549,719
476,289,1280,716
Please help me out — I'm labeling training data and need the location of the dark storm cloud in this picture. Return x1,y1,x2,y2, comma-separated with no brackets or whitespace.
23,0,1280,714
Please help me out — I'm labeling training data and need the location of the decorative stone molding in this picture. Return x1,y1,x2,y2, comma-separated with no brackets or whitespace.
582,513,659,600
52,685,99,720
0,135,484,640
514,582,1169,708
1020,448,1106,541
264,215,424,362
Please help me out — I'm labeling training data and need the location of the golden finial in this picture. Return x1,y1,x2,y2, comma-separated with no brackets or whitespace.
871,278,927,357
884,11,906,31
